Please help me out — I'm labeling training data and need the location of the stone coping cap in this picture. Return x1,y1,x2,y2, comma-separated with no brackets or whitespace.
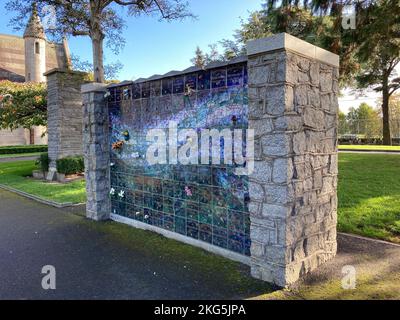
81,82,108,93
44,68,87,77
247,33,339,67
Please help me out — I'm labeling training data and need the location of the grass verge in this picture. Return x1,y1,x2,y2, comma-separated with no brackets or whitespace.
338,153,400,243
0,160,86,204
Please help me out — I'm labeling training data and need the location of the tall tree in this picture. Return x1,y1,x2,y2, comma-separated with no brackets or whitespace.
239,0,400,145
71,54,123,81
205,44,220,64
7,0,194,83
355,1,400,144
191,46,206,68
338,110,348,135
347,102,381,138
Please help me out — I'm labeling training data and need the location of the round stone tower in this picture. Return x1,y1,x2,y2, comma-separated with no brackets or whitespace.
24,3,46,83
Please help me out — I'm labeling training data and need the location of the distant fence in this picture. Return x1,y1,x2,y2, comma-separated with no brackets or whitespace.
339,118,400,145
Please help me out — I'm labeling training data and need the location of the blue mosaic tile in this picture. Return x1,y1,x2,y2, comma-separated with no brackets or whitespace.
107,63,251,256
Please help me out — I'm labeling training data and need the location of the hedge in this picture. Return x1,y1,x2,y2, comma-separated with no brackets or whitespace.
56,156,84,175
36,153,50,173
0,145,48,155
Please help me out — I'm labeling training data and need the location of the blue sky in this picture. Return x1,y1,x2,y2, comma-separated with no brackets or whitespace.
0,0,389,112
0,0,262,81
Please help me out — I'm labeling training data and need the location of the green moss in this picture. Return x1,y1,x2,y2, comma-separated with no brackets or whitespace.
81,219,274,297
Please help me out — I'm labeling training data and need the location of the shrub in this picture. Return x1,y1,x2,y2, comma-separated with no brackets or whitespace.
56,156,84,175
0,145,48,154
36,153,49,173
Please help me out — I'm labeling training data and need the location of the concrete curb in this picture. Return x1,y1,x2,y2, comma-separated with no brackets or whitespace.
339,149,400,154
0,184,85,209
338,232,400,248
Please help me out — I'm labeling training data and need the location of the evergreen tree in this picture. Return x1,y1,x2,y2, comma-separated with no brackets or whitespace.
191,46,206,68
239,0,400,145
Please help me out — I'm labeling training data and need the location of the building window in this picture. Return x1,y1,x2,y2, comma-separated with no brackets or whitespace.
35,42,40,54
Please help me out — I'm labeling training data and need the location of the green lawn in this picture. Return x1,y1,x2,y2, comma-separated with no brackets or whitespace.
338,153,400,243
0,161,86,204
339,145,400,151
0,152,43,159
0,155,399,243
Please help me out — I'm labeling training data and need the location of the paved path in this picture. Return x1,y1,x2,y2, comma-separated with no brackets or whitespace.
0,155,39,163
0,189,270,300
1,189,399,300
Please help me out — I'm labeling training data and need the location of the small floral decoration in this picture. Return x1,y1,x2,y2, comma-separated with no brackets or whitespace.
184,84,194,97
118,190,125,199
184,186,193,197
109,188,116,196
112,140,124,151
122,130,130,141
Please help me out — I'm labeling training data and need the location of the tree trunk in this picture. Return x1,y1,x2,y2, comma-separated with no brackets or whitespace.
382,78,392,145
90,1,105,83
92,33,105,83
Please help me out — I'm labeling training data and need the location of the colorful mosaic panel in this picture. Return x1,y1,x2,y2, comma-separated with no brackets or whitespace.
107,63,250,256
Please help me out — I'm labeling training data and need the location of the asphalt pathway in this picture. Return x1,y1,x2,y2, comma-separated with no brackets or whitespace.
0,189,270,300
1,189,399,300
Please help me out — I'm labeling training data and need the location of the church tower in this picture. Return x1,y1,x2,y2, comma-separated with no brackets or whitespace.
24,3,46,83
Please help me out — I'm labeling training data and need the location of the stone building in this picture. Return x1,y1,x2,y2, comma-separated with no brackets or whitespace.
0,5,70,146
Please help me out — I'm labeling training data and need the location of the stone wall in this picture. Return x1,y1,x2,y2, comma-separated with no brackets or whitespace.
45,69,86,179
83,33,339,287
82,83,111,221
32,126,48,145
0,126,47,146
0,128,30,146
247,33,339,286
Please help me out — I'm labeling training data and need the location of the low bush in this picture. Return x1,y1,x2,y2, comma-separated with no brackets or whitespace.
0,145,48,154
36,153,49,173
56,156,84,175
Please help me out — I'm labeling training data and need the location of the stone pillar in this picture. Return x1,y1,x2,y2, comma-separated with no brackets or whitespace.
247,33,339,287
45,68,87,180
82,83,111,221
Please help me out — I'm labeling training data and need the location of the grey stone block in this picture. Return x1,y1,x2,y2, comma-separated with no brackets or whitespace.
247,36,338,287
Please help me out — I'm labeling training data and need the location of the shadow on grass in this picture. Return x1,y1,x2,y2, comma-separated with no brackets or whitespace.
252,234,400,300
